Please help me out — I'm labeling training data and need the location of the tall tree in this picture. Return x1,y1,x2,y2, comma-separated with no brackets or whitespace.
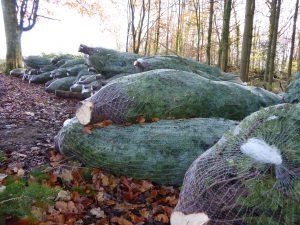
267,0,281,90
240,0,255,82
264,0,278,88
1,0,39,73
192,0,201,61
128,0,147,54
218,0,232,72
298,33,300,72
154,0,161,54
287,0,299,80
206,0,214,65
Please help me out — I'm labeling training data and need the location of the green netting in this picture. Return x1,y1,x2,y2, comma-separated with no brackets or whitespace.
284,72,300,103
55,117,237,185
134,56,242,83
45,76,76,93
79,69,281,124
173,103,300,225
23,56,52,69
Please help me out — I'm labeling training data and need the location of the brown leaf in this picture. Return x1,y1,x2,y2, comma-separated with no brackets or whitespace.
83,125,93,134
111,217,133,225
136,116,145,123
93,120,113,128
55,201,68,213
129,213,146,223
155,214,169,223
151,117,160,122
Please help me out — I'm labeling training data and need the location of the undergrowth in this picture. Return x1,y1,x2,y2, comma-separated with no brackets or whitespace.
0,169,58,224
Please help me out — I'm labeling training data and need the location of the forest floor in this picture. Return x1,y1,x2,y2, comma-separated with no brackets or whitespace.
0,74,179,225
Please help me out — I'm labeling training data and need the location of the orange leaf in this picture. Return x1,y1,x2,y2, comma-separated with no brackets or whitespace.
111,217,133,225
136,116,145,123
93,120,113,128
155,214,169,223
129,213,146,223
83,125,93,134
140,208,150,218
151,117,160,122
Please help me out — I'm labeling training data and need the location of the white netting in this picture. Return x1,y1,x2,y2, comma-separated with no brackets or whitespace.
174,103,300,225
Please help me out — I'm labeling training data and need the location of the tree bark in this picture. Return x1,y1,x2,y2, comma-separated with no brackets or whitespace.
287,0,299,80
268,0,281,90
218,0,232,72
264,0,277,83
298,33,300,72
154,0,161,54
1,0,23,72
240,0,255,82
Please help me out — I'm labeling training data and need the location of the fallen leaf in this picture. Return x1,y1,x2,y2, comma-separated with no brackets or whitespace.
93,120,113,128
111,217,133,225
56,190,71,201
55,201,68,213
155,214,169,223
83,125,93,134
136,116,145,123
151,117,160,122
90,207,105,218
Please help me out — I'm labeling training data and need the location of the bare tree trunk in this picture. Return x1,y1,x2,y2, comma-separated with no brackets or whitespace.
240,0,255,82
233,2,240,67
206,0,214,65
268,0,281,90
144,0,151,55
287,0,299,80
1,0,23,72
298,33,300,72
192,0,201,61
218,0,232,72
175,0,185,55
154,0,161,54
165,0,170,54
264,0,277,83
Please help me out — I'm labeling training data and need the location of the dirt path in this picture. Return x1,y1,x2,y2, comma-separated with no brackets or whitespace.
0,74,78,171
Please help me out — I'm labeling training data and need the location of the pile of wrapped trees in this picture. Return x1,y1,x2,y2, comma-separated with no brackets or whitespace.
10,44,246,100
55,69,282,185
172,103,300,225
284,72,300,103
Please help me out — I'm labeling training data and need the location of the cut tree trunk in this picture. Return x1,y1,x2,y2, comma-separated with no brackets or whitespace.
55,90,89,100
79,44,139,78
55,117,238,185
28,72,52,84
45,76,76,93
76,69,281,125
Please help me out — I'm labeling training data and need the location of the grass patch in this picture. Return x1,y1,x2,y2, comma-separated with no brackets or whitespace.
0,59,6,74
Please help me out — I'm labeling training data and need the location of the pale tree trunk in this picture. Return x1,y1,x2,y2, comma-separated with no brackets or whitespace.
218,0,232,72
1,0,39,73
206,0,214,65
264,0,277,83
287,0,299,80
240,0,255,82
1,0,23,72
175,0,185,55
144,0,151,55
165,0,170,54
232,2,240,67
268,0,281,90
154,0,161,54
298,33,300,72
192,0,201,61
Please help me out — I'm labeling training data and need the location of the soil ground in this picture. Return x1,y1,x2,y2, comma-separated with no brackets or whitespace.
0,75,78,171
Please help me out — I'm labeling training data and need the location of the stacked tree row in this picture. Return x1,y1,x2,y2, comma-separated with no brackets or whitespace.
56,69,282,185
